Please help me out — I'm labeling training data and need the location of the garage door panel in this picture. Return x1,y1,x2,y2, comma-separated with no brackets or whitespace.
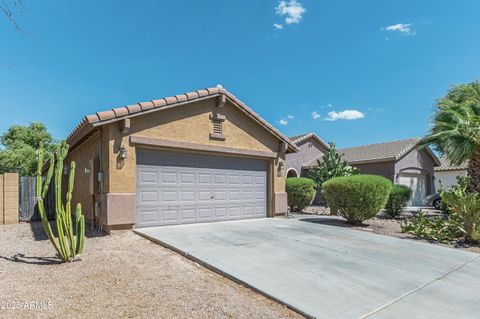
136,149,267,227
397,173,427,206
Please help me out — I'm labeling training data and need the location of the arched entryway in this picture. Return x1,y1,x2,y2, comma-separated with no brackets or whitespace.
286,168,299,178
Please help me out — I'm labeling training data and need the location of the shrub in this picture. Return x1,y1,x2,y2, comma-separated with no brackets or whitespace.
402,177,480,243
385,185,412,218
440,176,480,242
401,211,463,243
286,177,316,212
322,175,392,225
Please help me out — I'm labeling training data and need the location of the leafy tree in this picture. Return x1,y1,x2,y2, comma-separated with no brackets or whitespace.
307,142,359,191
0,123,56,175
422,81,480,193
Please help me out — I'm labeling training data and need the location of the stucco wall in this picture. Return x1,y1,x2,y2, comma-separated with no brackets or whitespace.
396,148,436,193
99,97,287,226
286,138,328,177
435,170,467,190
66,132,102,221
352,161,396,182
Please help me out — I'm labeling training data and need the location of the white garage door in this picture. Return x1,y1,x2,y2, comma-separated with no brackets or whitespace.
136,149,268,228
397,173,427,206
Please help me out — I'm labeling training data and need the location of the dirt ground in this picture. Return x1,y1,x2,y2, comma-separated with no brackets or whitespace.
0,222,303,319
301,206,480,254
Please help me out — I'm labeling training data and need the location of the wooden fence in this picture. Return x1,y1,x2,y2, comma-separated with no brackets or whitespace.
19,176,55,222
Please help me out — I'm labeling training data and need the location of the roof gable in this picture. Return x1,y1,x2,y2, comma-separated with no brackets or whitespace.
288,132,330,150
67,86,298,152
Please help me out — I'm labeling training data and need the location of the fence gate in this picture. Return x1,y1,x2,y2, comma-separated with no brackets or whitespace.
19,177,55,221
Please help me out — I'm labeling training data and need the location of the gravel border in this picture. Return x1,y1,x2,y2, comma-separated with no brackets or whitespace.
0,222,303,319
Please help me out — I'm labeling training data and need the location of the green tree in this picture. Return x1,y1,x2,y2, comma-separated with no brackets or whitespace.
422,82,480,193
308,142,359,191
0,123,56,175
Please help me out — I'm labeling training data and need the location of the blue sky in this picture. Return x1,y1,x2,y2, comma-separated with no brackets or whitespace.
1,0,479,148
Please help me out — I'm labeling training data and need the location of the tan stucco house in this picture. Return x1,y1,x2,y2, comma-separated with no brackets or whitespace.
65,86,297,231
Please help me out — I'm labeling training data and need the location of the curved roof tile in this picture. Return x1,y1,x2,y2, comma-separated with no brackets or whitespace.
67,86,298,152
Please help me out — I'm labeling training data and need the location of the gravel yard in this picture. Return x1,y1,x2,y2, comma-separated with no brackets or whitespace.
0,222,302,319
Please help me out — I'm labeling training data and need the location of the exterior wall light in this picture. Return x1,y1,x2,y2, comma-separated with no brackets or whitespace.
277,161,285,177
119,144,128,160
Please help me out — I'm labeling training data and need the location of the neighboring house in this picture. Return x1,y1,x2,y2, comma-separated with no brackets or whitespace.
286,132,330,178
65,86,297,231
303,138,441,206
434,157,467,190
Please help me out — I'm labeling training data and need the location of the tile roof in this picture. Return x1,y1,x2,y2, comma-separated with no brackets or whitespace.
67,86,298,152
288,132,330,149
435,157,468,171
289,133,311,143
303,137,440,167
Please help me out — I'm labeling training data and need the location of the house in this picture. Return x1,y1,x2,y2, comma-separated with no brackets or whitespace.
286,132,330,178
300,137,440,206
434,157,467,190
65,86,297,231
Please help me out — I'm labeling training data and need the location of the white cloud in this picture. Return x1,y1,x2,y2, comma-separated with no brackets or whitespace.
325,110,365,121
383,23,415,35
311,111,321,120
287,114,294,119
273,23,283,30
275,0,306,25
279,118,289,125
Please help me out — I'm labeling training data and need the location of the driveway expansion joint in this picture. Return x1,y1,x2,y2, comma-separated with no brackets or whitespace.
359,254,480,319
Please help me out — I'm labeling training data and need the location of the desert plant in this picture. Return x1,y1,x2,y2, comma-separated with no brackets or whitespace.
36,141,85,262
421,81,480,193
402,177,480,243
286,177,316,212
308,142,359,191
385,185,412,218
322,175,392,225
401,211,464,243
440,176,480,242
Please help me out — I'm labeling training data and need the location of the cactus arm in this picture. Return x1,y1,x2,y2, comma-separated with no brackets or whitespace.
75,203,85,255
56,214,70,261
41,153,55,199
35,143,43,196
65,161,76,258
35,142,62,256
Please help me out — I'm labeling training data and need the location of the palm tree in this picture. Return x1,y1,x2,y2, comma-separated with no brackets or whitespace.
422,82,480,193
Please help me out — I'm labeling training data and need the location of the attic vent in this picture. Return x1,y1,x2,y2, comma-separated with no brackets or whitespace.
213,119,222,134
209,112,226,140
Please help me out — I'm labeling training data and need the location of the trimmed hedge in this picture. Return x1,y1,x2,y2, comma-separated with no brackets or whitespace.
323,175,392,225
286,177,316,212
385,185,412,218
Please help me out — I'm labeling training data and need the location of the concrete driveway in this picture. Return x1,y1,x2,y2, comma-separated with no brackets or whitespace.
135,216,480,319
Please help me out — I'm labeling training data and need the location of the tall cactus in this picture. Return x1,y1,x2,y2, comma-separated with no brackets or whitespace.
36,141,85,262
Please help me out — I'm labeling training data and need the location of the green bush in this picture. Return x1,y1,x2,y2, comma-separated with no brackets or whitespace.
385,185,412,218
440,176,480,242
401,177,480,243
401,211,463,243
286,177,316,212
322,175,393,225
